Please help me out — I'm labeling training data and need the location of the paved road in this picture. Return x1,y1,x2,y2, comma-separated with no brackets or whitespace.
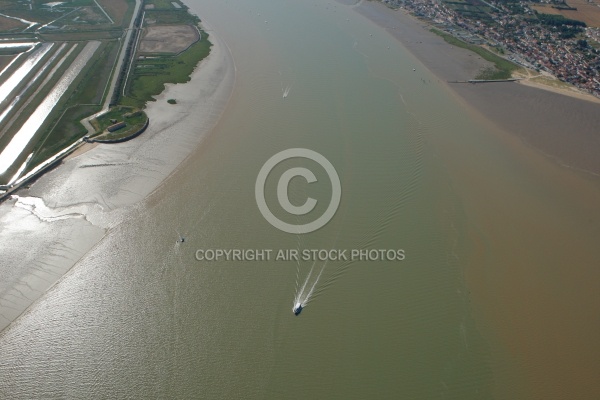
81,0,142,134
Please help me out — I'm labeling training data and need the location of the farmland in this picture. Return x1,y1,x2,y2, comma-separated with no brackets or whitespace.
0,0,211,191
532,0,600,28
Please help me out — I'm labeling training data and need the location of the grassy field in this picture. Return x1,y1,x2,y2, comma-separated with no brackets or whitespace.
39,30,124,41
97,0,132,26
121,29,211,108
92,106,148,141
144,9,198,25
430,28,521,79
442,0,494,23
146,0,185,10
0,55,15,71
0,15,26,32
0,46,32,56
532,0,600,28
0,1,56,25
70,40,120,105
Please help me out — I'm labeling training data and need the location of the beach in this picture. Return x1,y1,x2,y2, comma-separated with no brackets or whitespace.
0,26,235,332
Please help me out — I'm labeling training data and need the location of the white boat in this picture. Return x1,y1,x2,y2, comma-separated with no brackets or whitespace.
293,302,303,316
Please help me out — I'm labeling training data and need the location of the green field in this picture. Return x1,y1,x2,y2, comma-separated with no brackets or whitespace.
93,106,148,141
442,0,495,23
121,30,211,108
144,9,198,25
146,0,186,9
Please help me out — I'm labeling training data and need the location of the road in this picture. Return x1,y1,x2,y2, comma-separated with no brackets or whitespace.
81,0,142,134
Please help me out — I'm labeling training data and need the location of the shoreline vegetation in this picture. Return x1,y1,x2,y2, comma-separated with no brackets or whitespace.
428,25,599,101
429,28,520,80
0,0,211,197
88,106,149,142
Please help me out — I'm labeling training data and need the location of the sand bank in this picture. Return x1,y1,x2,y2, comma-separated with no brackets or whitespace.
0,27,235,332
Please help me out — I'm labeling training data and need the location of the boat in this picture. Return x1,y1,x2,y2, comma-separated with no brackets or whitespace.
293,303,303,316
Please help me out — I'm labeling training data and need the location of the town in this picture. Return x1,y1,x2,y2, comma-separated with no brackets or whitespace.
383,0,600,96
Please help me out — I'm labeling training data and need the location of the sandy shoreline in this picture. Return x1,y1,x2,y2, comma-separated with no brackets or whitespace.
518,78,600,104
355,1,600,176
513,69,600,105
0,26,235,332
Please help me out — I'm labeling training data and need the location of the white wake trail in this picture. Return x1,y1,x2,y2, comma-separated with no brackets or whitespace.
295,259,316,305
282,84,291,98
304,260,328,305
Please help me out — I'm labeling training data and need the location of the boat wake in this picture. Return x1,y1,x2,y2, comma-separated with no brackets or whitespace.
279,70,293,99
293,258,327,316
282,84,292,98
291,222,344,316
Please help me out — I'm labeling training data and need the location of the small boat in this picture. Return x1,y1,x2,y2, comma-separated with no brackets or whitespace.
293,303,303,316
175,229,185,244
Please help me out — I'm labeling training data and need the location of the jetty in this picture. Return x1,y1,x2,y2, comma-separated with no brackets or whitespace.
448,78,522,84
